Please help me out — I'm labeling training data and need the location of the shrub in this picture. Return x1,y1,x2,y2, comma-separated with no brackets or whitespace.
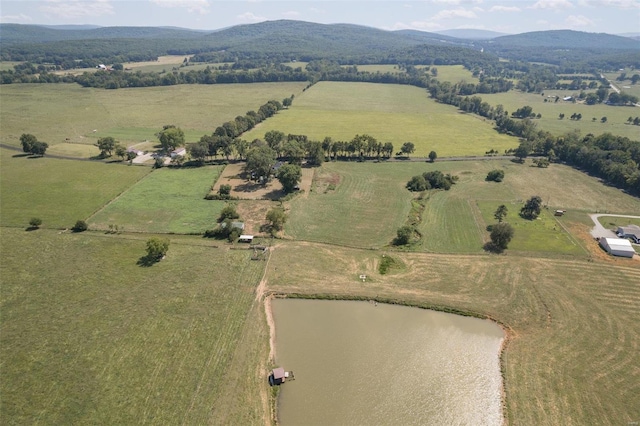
486,169,505,182
72,220,88,232
394,225,414,245
28,217,42,229
218,204,240,222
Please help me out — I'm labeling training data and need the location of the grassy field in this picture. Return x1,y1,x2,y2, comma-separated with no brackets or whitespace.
0,82,308,154
0,61,21,71
0,228,269,424
286,162,414,247
480,90,640,140
433,65,479,84
286,159,640,251
0,148,150,229
243,81,519,157
89,165,225,234
265,241,640,426
597,215,640,229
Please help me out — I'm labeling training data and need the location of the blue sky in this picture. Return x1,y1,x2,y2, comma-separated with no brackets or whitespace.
1,0,638,34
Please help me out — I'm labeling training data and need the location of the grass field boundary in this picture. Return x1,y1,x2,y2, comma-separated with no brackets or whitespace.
85,166,155,224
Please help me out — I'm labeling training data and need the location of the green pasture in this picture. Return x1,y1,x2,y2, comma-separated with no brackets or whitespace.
597,215,640,229
287,159,640,251
286,162,413,247
602,70,640,99
266,241,640,425
89,165,224,234
480,90,640,140
0,228,268,424
351,64,404,74
477,201,584,255
0,148,150,228
243,81,519,157
0,82,308,155
433,65,479,84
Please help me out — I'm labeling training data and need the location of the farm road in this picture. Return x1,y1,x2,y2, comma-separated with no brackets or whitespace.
589,214,640,239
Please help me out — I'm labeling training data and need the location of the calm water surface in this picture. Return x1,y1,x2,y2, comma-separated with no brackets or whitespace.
272,299,504,426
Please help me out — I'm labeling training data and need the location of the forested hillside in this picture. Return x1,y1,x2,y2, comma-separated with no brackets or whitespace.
2,21,639,71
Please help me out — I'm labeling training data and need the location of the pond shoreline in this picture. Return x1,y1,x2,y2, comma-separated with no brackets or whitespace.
264,292,512,425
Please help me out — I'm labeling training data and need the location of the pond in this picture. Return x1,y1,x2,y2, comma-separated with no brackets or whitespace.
271,299,504,425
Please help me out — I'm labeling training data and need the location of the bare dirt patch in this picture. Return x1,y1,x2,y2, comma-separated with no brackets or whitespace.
211,162,314,200
312,169,341,193
236,201,276,235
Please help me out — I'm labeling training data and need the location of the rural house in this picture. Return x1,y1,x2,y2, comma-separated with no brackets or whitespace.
599,237,636,258
616,225,640,244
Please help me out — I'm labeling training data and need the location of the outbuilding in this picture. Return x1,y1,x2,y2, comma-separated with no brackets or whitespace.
238,234,253,243
599,237,636,258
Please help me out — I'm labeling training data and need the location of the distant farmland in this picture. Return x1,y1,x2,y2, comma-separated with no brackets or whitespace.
0,82,308,154
243,81,520,157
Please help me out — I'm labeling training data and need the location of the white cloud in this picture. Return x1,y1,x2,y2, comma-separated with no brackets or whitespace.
237,12,267,23
149,0,210,15
565,14,595,26
427,0,483,3
40,0,114,18
489,5,521,12
409,20,445,30
0,13,33,22
432,8,478,19
530,0,574,9
282,10,300,17
587,0,640,8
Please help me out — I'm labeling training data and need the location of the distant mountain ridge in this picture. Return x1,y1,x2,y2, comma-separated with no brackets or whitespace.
490,29,639,50
435,29,509,39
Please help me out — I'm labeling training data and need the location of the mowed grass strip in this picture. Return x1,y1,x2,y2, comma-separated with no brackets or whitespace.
89,165,224,234
243,81,519,157
480,90,639,140
0,228,268,424
0,82,308,152
0,148,150,228
265,241,640,425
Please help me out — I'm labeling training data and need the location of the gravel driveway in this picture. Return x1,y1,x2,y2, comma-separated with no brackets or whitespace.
589,214,640,239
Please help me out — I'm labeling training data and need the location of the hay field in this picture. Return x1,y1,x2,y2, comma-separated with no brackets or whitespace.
0,148,150,228
0,228,269,425
480,91,639,139
242,81,519,157
286,160,640,251
89,165,224,234
265,241,640,425
0,82,308,153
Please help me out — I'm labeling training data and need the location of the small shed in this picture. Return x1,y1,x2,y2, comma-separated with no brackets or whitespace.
554,210,566,216
600,237,636,258
269,367,286,386
238,234,254,243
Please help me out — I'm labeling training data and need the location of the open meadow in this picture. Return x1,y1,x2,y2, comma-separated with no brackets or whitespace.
0,228,270,425
242,81,520,157
433,64,479,84
0,82,308,156
89,165,224,234
480,90,640,139
0,148,150,229
285,159,640,253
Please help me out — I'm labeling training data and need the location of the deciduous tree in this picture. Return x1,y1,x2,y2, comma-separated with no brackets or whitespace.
145,237,169,261
97,136,117,157
489,222,514,252
494,205,508,223
156,125,185,153
520,196,543,220
276,163,302,193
